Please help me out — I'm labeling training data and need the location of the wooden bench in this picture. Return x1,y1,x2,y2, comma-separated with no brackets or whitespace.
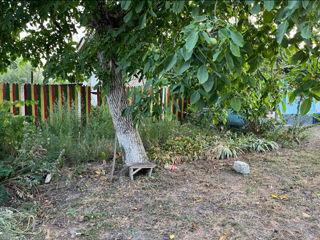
126,162,156,181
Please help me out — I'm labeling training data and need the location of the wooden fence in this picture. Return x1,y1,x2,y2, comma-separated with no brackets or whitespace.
0,83,186,123
0,83,94,123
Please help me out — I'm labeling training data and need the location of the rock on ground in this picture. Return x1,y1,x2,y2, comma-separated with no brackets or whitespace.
233,161,250,174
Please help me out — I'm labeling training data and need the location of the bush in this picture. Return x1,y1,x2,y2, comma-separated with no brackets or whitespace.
0,101,28,158
0,101,56,205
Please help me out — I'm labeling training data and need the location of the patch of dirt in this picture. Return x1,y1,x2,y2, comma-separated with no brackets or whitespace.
17,126,320,239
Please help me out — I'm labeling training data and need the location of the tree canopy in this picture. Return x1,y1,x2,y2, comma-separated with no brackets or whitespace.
1,0,320,163
1,1,319,114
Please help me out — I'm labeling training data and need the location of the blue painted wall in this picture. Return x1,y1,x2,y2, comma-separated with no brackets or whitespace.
280,97,320,125
280,96,320,114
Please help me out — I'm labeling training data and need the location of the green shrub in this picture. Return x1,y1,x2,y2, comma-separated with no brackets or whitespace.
0,101,28,157
0,101,57,205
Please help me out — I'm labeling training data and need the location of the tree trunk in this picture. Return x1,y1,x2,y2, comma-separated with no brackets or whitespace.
93,2,148,165
104,60,148,164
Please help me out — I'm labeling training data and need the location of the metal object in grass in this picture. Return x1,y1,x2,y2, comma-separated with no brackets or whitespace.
233,161,250,174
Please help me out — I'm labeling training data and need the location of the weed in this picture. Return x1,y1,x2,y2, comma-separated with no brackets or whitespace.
40,104,115,165
247,187,256,193
0,207,40,239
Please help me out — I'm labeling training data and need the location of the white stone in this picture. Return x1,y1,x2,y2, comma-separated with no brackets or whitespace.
45,173,52,184
233,161,250,174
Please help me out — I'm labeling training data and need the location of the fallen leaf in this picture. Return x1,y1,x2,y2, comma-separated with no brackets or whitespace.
95,170,101,175
195,199,202,203
192,223,198,230
280,196,288,200
271,194,278,199
44,203,53,207
170,234,175,239
219,236,227,240
302,213,311,218
295,230,304,234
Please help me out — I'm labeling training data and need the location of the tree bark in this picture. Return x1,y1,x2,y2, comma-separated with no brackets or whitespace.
103,60,148,164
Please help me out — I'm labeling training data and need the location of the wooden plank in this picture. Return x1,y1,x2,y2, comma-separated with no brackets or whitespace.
126,162,156,168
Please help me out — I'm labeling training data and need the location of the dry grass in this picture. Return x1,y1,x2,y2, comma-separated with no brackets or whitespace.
5,126,320,240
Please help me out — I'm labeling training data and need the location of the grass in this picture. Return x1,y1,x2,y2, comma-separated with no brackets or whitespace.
40,105,115,165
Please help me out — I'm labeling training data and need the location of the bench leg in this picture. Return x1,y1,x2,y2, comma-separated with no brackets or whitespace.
148,168,153,177
129,168,133,181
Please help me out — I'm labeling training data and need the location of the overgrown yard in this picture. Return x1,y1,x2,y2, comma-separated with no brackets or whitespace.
2,126,319,240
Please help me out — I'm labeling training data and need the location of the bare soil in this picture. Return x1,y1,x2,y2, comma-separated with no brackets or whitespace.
17,126,320,239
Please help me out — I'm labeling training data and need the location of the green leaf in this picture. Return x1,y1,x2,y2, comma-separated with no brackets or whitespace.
135,1,144,13
288,0,300,10
181,46,193,61
124,11,133,23
230,30,244,47
139,13,147,29
300,98,312,116
218,28,229,40
190,91,201,104
221,73,231,85
178,61,190,75
191,7,199,17
193,15,207,23
172,1,184,13
201,31,211,44
302,80,316,90
185,31,199,53
302,0,309,9
246,76,256,88
281,99,286,113
143,61,150,74
212,50,221,62
121,0,131,10
276,20,289,44
288,92,296,104
301,25,312,39
231,97,241,112
291,50,307,64
251,4,261,14
197,65,209,84
230,42,240,57
164,53,177,72
264,0,274,11
202,75,215,92
225,53,234,71
149,9,157,18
